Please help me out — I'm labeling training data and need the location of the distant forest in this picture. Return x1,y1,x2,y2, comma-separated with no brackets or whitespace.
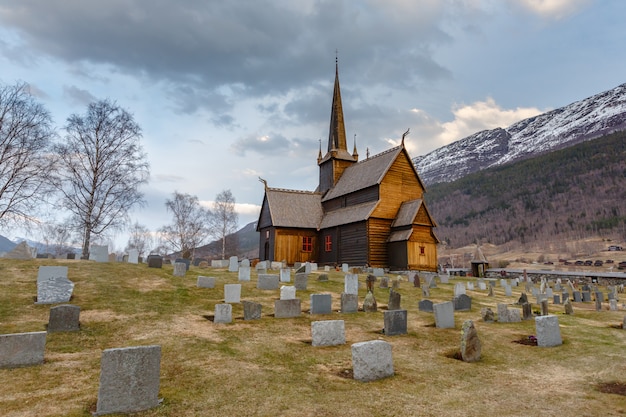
424,130,626,249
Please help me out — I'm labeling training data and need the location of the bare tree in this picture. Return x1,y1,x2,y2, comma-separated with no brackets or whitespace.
125,222,153,258
159,191,211,259
40,221,75,257
208,189,239,260
53,99,149,259
0,81,56,227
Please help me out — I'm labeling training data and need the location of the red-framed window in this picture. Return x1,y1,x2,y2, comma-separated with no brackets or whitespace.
325,235,332,252
302,236,312,252
420,246,426,255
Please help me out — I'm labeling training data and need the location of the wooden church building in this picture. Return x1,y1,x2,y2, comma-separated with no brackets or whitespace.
257,63,439,271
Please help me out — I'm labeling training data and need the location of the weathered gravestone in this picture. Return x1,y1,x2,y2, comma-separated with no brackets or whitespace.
214,304,232,324
174,258,190,271
280,268,291,283
197,276,215,288
310,294,332,314
379,276,389,288
340,293,358,313
95,345,161,415
609,299,618,311
372,268,385,277
89,245,109,262
505,285,512,297
418,299,434,313
224,284,241,303
460,320,481,362
363,291,377,312
433,301,454,329
522,302,533,320
238,266,251,281
454,282,466,297
311,320,345,347
439,274,449,284
127,249,139,264
497,304,521,323
48,304,80,332
344,274,359,295
147,255,163,268
535,315,562,347
243,301,262,320
517,292,528,305
540,299,549,316
342,263,349,273
553,294,561,305
466,282,475,291
573,291,582,302
317,273,329,282
36,266,74,304
384,310,407,336
172,262,186,277
0,331,46,368
564,299,574,315
387,290,401,310
595,296,602,311
294,273,308,290
257,274,279,290
280,285,296,300
453,294,471,311
228,256,239,272
274,299,301,318
480,307,494,322
351,340,394,382
582,291,592,302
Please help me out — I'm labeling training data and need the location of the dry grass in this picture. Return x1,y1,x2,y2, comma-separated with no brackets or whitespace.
1,259,626,416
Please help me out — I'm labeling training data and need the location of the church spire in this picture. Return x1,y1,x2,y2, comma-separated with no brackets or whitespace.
328,55,347,153
352,133,359,161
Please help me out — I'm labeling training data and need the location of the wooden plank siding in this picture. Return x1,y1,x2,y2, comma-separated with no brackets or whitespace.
372,152,423,220
407,225,438,271
367,218,393,267
273,228,318,265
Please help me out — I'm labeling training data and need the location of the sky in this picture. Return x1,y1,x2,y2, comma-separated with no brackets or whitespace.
0,0,625,252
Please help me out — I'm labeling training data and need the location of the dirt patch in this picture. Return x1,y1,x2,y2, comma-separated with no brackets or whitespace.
513,335,538,346
336,368,353,379
444,349,463,360
597,382,626,396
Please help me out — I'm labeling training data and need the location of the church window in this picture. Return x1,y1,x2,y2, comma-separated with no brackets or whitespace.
302,236,312,252
325,235,332,252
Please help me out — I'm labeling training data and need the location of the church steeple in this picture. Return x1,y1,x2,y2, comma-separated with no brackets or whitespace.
328,57,348,153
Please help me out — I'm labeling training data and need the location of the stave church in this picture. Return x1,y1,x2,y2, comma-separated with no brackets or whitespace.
257,62,438,271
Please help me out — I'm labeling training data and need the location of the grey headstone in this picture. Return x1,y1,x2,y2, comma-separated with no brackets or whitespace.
36,266,74,304
0,331,46,368
497,304,509,323
294,273,308,290
214,303,232,324
224,284,241,303
127,249,139,264
340,293,358,313
90,244,109,262
342,263,349,273
310,294,332,315
363,291,377,312
95,345,161,415
384,310,407,336
454,282,466,297
480,307,494,322
174,258,190,270
317,273,329,282
274,299,301,318
522,302,532,320
280,268,291,282
453,294,471,311
257,274,279,290
243,301,262,320
197,276,215,288
280,285,296,300
535,315,562,347
562,292,569,303
351,340,394,382
387,290,401,311
373,268,385,277
460,320,481,362
238,266,251,281
595,297,603,311
48,304,80,332
582,291,591,302
433,301,454,329
553,294,561,305
439,274,449,284
422,286,430,297
564,299,574,315
344,274,359,295
379,276,389,288
609,299,618,311
573,291,582,302
505,285,512,297
508,308,521,322
418,299,433,312
147,255,163,268
540,299,549,316
228,256,239,272
241,259,250,267
173,262,187,277
311,320,345,347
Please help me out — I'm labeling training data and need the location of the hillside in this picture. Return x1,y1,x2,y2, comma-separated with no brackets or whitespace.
425,130,626,250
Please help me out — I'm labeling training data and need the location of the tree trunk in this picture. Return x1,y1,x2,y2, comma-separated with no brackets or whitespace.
81,228,91,260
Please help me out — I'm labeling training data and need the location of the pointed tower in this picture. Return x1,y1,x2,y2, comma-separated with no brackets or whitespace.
318,58,357,194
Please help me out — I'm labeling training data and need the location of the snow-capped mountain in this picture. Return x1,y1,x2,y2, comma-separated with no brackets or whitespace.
413,83,626,185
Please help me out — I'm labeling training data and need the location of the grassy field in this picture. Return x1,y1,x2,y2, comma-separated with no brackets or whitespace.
1,258,625,417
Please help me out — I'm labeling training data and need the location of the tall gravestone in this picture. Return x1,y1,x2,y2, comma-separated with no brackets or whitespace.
95,345,161,415
228,256,239,272
384,310,407,335
280,268,291,283
294,273,308,290
387,290,401,310
238,266,251,281
433,301,454,329
344,274,359,295
90,245,109,262
127,249,139,264
460,320,481,362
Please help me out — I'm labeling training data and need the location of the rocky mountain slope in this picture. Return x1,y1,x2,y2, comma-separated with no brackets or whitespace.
414,83,626,185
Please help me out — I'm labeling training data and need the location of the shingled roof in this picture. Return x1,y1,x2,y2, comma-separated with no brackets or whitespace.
264,188,323,228
319,201,378,229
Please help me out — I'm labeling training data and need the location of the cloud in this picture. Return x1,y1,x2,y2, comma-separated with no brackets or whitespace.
63,85,97,107
231,132,291,156
515,0,591,20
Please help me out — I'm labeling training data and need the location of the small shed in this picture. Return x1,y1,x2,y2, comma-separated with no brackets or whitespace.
470,245,489,277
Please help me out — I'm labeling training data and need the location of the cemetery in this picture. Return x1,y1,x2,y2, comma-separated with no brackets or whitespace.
0,257,625,416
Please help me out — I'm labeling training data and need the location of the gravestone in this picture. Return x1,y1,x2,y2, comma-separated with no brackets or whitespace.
90,245,109,262
351,340,394,382
95,345,161,415
274,299,301,318
147,255,163,268
546,288,553,298
228,256,239,272
127,249,139,264
294,273,308,290
480,307,494,322
478,282,487,290
238,266,251,281
595,297,602,311
304,262,312,274
564,299,574,315
310,262,318,271
0,331,46,368
311,320,345,347
517,293,528,305
466,282,475,291
257,274,280,290
454,294,471,311
535,315,562,347
582,291,592,302
224,284,241,303
214,304,232,324
505,285,512,297
522,302,532,320
173,262,187,277
440,274,449,284
384,310,407,335
497,304,509,322
345,274,359,295
48,304,80,332
363,291,377,312
280,285,296,300
553,294,561,305
243,301,262,320
418,299,434,313
408,271,416,286
241,259,250,267
454,282,466,297
562,292,569,303
540,299,549,316
197,276,215,288
373,268,385,277
573,291,582,302
413,274,421,288
429,275,437,288
422,286,430,297
609,299,618,311
391,278,400,289
460,320,481,362
317,273,329,282
5,241,36,259
310,294,332,314
387,290,401,310
36,266,74,304
174,258,190,271
340,293,358,313
342,263,349,273
488,286,494,297
280,268,291,282
433,301,454,329
379,276,389,288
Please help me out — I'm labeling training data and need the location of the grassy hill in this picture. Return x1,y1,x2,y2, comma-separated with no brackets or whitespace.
1,258,625,416
425,130,626,250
